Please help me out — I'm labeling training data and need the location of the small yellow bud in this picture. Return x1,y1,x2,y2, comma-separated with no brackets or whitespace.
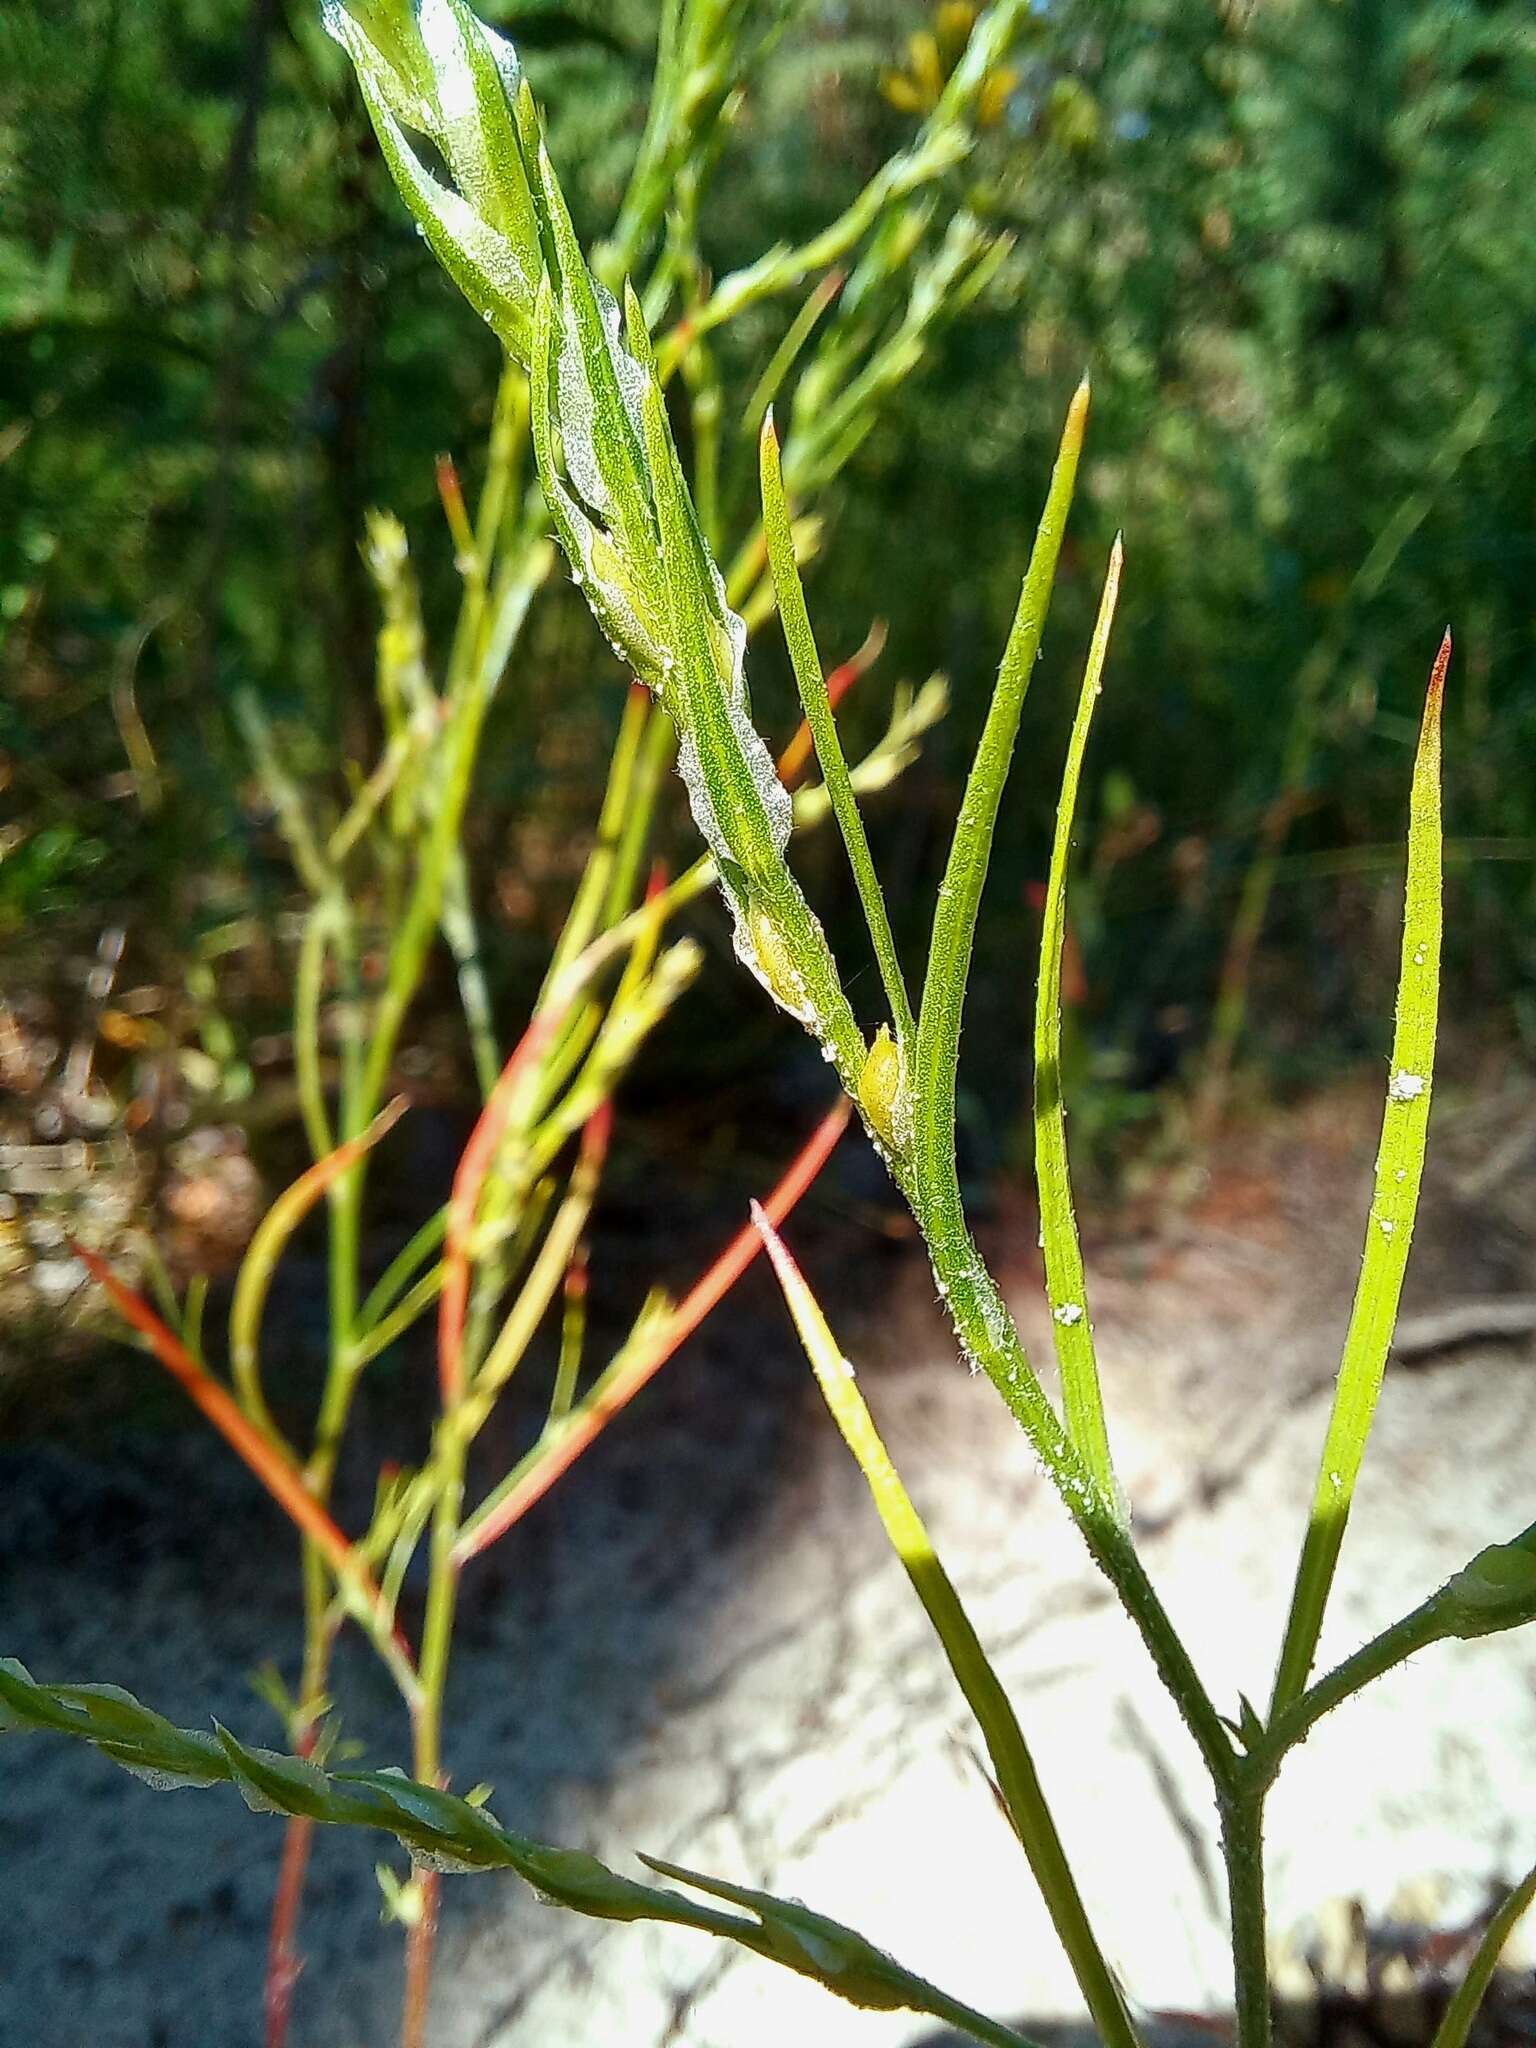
742,898,811,1022
858,1027,906,1150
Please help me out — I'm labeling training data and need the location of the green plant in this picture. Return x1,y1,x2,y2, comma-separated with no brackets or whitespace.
8,7,1535,2048
19,5,1009,2043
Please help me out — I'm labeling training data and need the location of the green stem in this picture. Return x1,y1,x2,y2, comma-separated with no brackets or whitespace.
681,334,722,554
741,267,843,438
401,1437,463,2048
1248,1598,1444,1791
414,1435,465,1788
546,682,651,990
603,701,675,924
441,850,501,1097
295,901,337,1160
1220,1793,1272,2048
932,1231,1235,1795
317,1176,362,1465
360,560,546,1122
473,364,530,566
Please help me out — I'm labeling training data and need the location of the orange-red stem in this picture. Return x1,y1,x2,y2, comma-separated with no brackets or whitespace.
263,1723,319,2048
455,1097,850,1562
75,1249,405,1659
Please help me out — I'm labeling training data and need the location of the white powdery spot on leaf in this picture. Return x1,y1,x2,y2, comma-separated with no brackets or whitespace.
1388,1070,1427,1103
676,728,731,871
677,729,809,1019
484,15,524,100
554,281,647,526
675,707,791,872
229,1775,283,1816
369,102,532,313
556,304,610,520
730,695,793,857
595,277,649,440
321,0,437,134
1053,1301,1085,1327
979,1285,1013,1352
418,0,478,142
708,556,749,700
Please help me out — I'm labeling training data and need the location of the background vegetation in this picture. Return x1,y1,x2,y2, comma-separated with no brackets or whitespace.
3,0,1534,1164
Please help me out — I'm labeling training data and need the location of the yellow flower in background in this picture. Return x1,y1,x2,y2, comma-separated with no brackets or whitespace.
881,2,1018,127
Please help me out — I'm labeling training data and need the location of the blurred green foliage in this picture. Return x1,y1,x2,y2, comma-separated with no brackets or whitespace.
3,0,1534,1131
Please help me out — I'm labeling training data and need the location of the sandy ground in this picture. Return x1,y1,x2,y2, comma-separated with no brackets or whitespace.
4,1084,1536,2048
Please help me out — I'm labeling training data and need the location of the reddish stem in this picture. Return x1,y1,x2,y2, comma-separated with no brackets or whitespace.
263,1725,318,2048
454,1097,850,1563
74,1248,396,1630
400,1870,442,2048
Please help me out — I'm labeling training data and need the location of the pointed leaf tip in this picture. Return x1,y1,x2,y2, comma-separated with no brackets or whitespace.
748,1198,803,1301
1428,628,1452,704
1062,377,1091,452
748,1196,777,1254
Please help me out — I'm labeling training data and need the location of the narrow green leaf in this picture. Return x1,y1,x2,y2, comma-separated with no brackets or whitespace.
528,135,655,566
216,1723,336,1821
621,278,655,376
354,1207,449,1341
1428,1861,1536,2048
0,1661,1035,2043
751,1205,1142,2048
913,379,1089,1205
901,380,1090,1456
423,0,540,259
322,1,437,131
760,410,914,1061
639,1854,1037,2046
325,1,539,355
639,376,785,893
1035,537,1123,1515
742,268,844,438
348,62,533,355
1270,632,1450,1716
529,277,666,686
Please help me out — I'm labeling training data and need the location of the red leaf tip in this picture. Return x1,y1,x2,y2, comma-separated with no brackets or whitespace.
1427,628,1452,706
